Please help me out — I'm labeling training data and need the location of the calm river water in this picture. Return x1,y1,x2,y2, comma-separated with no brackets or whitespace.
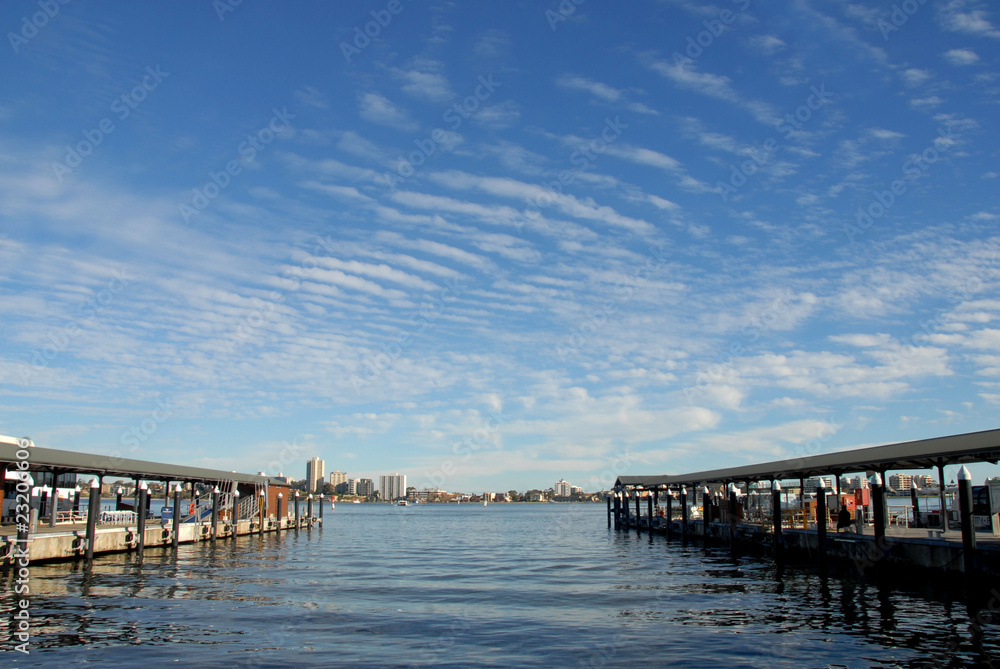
2,503,998,667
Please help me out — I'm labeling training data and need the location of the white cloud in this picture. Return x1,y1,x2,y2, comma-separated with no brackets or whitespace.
938,0,1000,39
944,48,980,65
358,93,419,131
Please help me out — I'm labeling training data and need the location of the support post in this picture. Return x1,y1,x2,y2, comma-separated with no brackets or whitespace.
635,492,641,532
294,492,301,529
799,477,806,530
40,489,49,527
728,483,738,546
816,482,827,566
910,484,920,528
115,487,123,511
232,488,241,537
647,493,653,530
607,495,612,528
772,481,782,543
871,473,886,548
172,484,181,548
666,491,673,538
958,466,977,575
137,482,148,554
318,494,324,523
48,469,60,527
612,492,619,529
938,463,949,531
85,478,100,560
680,487,688,541
308,494,314,525
702,487,711,526
211,487,220,541
259,489,266,535
73,485,81,514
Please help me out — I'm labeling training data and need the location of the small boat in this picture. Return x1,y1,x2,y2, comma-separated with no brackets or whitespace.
352,499,360,504
483,501,488,507
397,500,409,506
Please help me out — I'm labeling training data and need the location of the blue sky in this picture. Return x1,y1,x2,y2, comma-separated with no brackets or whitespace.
2,0,999,493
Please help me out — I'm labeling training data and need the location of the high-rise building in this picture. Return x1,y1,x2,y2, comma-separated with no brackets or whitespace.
306,457,325,493
913,474,935,488
356,478,374,498
554,479,571,497
888,473,913,491
329,470,347,487
379,473,407,501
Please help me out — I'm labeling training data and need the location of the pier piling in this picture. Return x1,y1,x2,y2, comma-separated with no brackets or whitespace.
680,487,688,541
211,487,220,541
85,478,100,560
318,494,324,523
137,482,148,554
771,481,782,547
958,466,976,574
871,473,886,548
258,489,266,536
606,495,611,527
647,493,653,530
294,492,300,529
232,488,240,539
665,491,672,538
816,481,827,566
277,493,283,528
308,494,314,525
172,484,181,548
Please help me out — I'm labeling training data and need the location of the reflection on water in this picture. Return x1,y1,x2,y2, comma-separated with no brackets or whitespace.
1,505,998,667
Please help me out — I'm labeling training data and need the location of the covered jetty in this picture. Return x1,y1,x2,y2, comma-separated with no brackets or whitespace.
1,439,324,564
611,428,1000,576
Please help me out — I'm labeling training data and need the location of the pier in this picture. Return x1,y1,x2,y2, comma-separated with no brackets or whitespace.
0,440,324,565
610,428,1000,577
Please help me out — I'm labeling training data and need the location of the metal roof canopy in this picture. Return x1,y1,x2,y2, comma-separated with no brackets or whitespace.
615,427,1000,489
0,443,282,486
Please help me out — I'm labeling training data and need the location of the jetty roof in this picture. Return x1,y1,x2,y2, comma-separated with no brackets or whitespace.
616,427,1000,489
0,441,283,486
